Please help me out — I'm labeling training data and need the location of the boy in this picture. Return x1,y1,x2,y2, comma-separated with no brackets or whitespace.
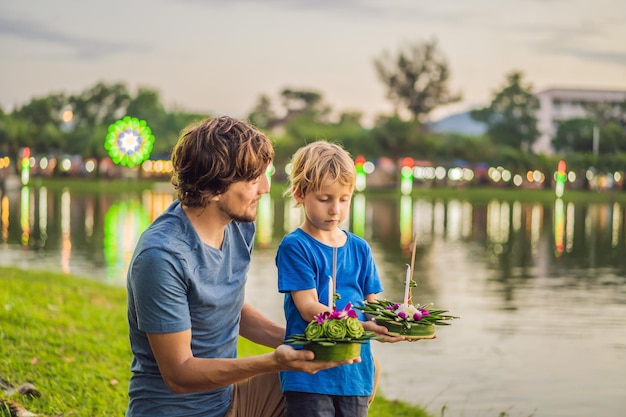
276,141,405,417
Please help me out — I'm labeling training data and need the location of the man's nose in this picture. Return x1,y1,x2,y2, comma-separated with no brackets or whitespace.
259,175,270,194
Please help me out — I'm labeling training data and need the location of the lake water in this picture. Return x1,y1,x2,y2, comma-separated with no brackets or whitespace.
1,183,625,417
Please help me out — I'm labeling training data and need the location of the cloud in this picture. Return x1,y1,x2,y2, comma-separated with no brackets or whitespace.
177,0,466,22
550,46,626,66
504,18,626,66
0,16,146,60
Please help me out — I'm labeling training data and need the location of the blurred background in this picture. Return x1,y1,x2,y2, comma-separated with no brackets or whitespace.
1,1,626,417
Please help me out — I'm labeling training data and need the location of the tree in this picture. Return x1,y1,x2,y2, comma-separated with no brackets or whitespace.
552,118,595,153
248,94,276,130
374,38,461,122
247,88,325,131
471,71,539,151
13,94,67,127
69,82,131,128
369,115,437,161
11,95,70,155
435,133,494,164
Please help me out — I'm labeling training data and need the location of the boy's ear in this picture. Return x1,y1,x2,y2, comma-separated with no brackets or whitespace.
293,190,305,203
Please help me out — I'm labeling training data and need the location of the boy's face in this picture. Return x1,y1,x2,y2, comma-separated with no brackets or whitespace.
296,179,353,233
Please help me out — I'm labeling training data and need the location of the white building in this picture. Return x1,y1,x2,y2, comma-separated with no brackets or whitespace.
533,88,626,154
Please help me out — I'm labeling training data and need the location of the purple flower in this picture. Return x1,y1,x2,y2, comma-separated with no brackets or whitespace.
315,302,358,322
398,312,407,319
386,305,394,311
419,308,430,317
413,311,423,321
314,311,330,323
393,303,400,310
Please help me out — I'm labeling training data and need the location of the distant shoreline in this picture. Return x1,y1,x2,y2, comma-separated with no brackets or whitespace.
6,176,625,205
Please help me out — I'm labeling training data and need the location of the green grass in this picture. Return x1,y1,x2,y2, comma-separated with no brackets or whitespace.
0,267,433,417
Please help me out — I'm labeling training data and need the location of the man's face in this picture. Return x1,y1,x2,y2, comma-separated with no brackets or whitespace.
217,174,270,223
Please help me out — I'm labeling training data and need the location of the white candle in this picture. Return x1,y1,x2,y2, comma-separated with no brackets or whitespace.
403,264,411,305
330,246,337,311
328,277,334,311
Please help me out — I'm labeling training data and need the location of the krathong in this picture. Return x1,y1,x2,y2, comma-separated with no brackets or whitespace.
355,235,459,339
356,299,459,339
284,299,380,361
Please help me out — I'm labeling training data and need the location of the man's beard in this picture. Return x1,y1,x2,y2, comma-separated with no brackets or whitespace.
221,204,256,223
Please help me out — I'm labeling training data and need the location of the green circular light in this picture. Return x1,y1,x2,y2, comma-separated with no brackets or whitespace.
105,116,155,167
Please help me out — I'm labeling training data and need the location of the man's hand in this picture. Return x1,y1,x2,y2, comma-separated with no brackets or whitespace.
273,345,361,374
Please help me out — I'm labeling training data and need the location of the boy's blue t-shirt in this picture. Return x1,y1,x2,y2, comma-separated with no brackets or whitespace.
126,200,255,417
276,228,384,396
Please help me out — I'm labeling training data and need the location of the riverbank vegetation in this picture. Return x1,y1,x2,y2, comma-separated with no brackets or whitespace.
2,56,625,186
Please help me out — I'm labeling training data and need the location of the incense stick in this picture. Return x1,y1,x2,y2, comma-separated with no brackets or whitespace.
408,233,418,304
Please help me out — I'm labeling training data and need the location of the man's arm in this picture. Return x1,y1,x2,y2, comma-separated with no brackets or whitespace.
239,302,285,348
148,323,360,394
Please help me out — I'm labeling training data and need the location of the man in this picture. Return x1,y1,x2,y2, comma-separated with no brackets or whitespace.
126,116,359,417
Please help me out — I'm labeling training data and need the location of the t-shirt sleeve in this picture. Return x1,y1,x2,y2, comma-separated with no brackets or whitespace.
128,247,192,334
276,238,317,294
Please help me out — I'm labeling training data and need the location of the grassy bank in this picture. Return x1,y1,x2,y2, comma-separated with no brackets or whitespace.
0,267,433,417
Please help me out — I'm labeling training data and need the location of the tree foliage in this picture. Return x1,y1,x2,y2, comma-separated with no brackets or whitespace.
369,115,437,161
374,38,461,122
471,71,539,151
1,75,623,181
552,118,595,153
2,82,203,162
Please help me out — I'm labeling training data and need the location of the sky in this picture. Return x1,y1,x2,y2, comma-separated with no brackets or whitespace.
1,0,625,124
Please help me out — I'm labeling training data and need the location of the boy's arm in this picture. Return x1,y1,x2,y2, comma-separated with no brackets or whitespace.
291,289,330,322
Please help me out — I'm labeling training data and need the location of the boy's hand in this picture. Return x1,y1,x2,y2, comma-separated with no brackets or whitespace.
361,320,437,343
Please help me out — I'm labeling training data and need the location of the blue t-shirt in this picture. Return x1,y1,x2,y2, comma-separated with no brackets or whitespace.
276,228,384,396
126,200,255,417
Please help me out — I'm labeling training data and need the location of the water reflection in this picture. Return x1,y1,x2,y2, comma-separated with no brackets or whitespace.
2,184,626,288
1,184,625,416
103,200,151,284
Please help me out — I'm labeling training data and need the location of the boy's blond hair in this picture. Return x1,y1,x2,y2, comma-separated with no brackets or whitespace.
285,141,356,205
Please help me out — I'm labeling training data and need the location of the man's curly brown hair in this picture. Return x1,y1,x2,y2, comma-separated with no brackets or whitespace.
170,116,274,207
